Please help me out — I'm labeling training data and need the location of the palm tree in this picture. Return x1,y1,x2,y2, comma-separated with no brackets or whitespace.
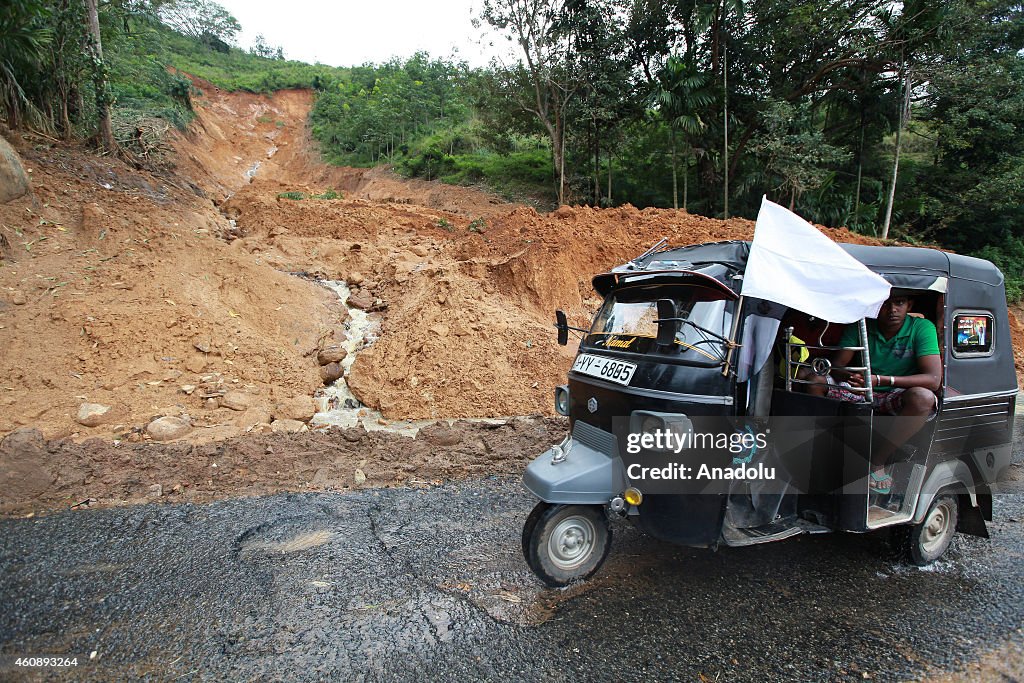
649,55,714,210
0,1,51,130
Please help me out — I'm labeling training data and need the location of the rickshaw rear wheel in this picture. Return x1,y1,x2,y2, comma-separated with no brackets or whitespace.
897,493,959,566
523,503,612,588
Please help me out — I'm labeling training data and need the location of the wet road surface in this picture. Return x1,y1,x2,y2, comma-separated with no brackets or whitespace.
1,477,1022,682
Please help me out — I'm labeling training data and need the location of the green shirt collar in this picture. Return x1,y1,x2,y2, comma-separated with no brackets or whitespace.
869,316,914,342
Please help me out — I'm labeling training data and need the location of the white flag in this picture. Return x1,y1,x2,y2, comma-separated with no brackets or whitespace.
741,197,891,323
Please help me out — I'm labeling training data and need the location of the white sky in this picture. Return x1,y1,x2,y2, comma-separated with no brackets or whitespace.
216,0,512,68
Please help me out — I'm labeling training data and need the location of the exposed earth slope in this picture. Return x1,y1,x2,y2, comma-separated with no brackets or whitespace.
1,78,1021,445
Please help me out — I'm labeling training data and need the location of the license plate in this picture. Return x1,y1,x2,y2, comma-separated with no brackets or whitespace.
571,354,637,386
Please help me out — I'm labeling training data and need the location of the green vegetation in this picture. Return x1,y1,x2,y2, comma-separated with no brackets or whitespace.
276,189,341,201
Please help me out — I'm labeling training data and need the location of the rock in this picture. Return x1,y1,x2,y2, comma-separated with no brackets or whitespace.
236,407,272,429
146,416,192,441
553,204,575,219
275,395,316,422
317,344,348,365
192,337,212,353
347,290,374,310
354,468,367,485
270,419,307,433
185,356,206,374
220,391,251,411
205,397,220,409
410,245,428,257
10,291,26,306
418,423,463,447
76,403,111,428
348,271,365,285
147,484,163,498
341,425,366,442
180,385,197,395
0,135,30,203
319,362,343,384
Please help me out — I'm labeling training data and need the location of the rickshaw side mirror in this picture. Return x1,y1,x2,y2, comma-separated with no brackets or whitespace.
655,299,680,346
555,310,569,346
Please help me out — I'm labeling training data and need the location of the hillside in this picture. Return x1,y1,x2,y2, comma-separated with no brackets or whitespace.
1,77,1021,448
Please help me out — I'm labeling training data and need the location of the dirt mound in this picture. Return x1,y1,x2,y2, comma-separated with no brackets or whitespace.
1,75,1014,448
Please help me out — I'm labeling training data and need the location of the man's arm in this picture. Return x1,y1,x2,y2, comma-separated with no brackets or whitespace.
882,353,942,392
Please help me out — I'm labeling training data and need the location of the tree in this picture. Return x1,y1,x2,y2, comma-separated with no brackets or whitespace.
749,99,849,211
648,55,714,210
85,0,116,153
158,0,239,44
250,34,284,60
481,0,577,204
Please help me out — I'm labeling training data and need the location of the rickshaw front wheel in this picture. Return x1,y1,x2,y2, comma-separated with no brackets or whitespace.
898,493,959,566
523,503,612,588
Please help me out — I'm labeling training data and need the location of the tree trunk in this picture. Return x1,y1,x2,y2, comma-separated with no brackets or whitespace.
855,112,865,220
723,42,729,219
85,0,116,154
671,129,679,210
882,68,912,240
682,148,688,211
607,153,612,205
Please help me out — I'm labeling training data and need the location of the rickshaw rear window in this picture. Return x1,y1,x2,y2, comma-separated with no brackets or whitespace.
586,285,732,360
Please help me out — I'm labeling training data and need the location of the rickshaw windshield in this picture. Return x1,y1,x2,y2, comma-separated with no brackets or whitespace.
585,284,733,362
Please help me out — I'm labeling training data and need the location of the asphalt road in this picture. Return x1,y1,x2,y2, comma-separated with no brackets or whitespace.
1,471,1022,682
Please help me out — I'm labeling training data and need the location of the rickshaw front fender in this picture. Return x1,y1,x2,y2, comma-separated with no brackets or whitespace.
523,439,625,505
911,459,978,525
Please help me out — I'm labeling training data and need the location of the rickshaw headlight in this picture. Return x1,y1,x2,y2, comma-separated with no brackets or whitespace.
554,385,570,416
631,411,694,452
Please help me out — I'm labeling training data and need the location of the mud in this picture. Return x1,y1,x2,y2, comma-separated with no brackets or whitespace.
0,417,566,515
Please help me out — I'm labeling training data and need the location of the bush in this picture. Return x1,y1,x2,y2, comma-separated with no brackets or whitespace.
974,240,1024,302
277,191,305,200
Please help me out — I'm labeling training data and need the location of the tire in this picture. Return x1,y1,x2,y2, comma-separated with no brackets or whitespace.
898,493,959,566
521,501,551,573
522,503,612,588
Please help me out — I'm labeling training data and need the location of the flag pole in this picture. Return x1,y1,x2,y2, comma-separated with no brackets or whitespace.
721,295,744,377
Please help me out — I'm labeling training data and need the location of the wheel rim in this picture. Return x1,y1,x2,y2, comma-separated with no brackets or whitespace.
921,499,954,555
547,515,597,571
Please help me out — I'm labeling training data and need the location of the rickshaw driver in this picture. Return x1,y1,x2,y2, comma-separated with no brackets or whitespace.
825,294,942,495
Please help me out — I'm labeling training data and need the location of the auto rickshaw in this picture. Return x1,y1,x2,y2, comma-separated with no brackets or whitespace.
522,239,1017,587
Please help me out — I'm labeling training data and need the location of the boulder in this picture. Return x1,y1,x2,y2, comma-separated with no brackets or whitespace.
347,289,374,310
76,403,112,427
0,135,30,204
317,344,348,365
319,362,343,384
146,416,192,441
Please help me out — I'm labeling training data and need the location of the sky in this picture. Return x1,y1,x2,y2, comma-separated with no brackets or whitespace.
215,0,513,68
